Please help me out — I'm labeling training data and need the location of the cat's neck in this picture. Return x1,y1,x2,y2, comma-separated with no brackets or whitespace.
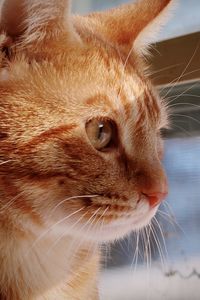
0,218,99,299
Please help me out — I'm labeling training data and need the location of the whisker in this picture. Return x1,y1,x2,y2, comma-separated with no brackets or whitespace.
168,102,200,111
46,210,89,255
162,201,175,216
157,209,178,228
149,221,166,269
50,206,108,256
89,206,109,259
166,82,200,105
79,207,109,262
144,226,152,297
157,68,200,85
67,207,102,253
166,94,200,101
49,194,98,216
142,229,148,268
153,216,169,262
162,202,186,237
145,225,152,271
141,228,146,261
167,123,193,137
131,229,140,271
119,238,129,259
172,113,200,126
0,160,11,166
150,63,182,76
162,43,200,98
157,210,186,242
27,207,84,253
117,39,136,104
0,190,27,212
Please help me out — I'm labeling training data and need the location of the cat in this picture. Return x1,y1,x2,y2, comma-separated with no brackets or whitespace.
0,0,175,299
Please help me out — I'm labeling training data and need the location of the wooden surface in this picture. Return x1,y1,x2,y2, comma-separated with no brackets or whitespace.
150,32,200,87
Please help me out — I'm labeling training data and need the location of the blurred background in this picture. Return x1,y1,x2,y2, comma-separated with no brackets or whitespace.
73,1,200,299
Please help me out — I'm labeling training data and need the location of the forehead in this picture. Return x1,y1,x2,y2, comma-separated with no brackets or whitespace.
63,51,162,155
63,42,154,101
74,43,164,138
70,43,161,123
1,41,162,138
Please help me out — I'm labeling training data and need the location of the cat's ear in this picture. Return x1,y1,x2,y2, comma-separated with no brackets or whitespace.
0,0,81,55
88,0,175,55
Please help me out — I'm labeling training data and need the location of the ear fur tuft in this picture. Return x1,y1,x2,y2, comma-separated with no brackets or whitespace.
0,0,81,53
86,0,177,56
134,0,178,55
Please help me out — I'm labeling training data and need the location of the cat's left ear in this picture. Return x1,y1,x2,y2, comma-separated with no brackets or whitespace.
0,0,81,56
87,0,176,55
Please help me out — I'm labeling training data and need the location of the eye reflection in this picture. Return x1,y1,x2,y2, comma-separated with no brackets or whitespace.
86,119,114,151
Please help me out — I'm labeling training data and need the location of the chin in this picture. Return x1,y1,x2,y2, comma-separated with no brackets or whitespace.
79,198,159,243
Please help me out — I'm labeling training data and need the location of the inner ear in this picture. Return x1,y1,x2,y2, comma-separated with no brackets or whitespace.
0,33,12,59
84,0,175,56
0,0,25,38
0,0,81,53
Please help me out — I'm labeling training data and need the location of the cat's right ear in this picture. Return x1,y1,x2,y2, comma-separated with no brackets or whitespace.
87,0,175,56
0,0,81,57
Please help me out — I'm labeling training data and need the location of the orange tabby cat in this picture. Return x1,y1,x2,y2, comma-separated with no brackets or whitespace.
0,0,175,299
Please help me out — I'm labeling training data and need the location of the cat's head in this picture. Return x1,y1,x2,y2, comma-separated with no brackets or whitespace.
0,0,174,242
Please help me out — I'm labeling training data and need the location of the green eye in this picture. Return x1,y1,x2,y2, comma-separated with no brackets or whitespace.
86,119,113,151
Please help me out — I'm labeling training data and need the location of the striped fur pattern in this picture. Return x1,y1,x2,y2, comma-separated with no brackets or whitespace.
0,0,174,299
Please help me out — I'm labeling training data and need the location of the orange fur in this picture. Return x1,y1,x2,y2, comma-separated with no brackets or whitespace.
0,0,175,299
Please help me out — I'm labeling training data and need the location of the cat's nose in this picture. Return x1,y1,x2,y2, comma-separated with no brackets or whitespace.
137,162,168,207
143,191,168,207
141,176,168,207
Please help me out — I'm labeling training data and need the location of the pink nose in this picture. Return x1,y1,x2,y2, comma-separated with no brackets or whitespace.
136,159,168,207
143,191,168,207
140,170,168,207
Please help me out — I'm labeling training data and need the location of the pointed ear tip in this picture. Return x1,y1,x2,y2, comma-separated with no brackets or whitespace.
165,0,179,11
152,0,178,6
133,0,178,55
143,0,178,12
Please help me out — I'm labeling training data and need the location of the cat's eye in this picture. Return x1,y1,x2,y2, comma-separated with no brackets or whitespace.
86,119,114,151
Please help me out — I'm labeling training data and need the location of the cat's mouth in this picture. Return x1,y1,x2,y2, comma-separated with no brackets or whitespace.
75,195,158,242
54,193,160,243
102,199,158,237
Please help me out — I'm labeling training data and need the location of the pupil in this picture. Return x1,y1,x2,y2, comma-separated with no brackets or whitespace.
98,123,104,139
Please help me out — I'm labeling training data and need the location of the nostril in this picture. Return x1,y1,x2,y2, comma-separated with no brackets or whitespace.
136,163,168,207
142,192,168,207
147,192,168,200
137,197,141,204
